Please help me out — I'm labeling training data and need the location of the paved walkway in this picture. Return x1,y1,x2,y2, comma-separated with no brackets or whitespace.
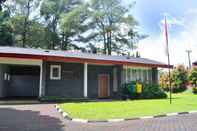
0,104,66,131
0,103,197,131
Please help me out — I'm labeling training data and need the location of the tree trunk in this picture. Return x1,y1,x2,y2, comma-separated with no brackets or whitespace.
22,0,30,47
103,31,107,54
106,31,111,55
109,31,112,55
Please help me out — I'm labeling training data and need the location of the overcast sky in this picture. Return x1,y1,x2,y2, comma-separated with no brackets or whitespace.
130,0,197,66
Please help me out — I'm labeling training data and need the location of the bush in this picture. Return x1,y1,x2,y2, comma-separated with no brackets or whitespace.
188,67,197,87
192,87,197,94
160,64,188,93
121,83,167,100
140,84,167,99
40,96,89,102
171,85,187,93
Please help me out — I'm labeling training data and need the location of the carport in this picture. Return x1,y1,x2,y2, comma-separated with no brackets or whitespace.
0,57,44,99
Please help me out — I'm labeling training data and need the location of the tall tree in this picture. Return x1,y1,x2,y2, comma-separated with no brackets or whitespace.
88,0,143,55
0,10,13,46
0,0,6,11
40,0,84,50
7,0,40,47
60,3,94,50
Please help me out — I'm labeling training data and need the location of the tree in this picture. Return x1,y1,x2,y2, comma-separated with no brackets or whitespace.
172,64,188,92
7,0,40,47
160,64,188,93
0,10,13,46
160,71,171,91
60,3,93,50
40,0,84,50
0,0,6,11
188,67,197,87
88,0,142,55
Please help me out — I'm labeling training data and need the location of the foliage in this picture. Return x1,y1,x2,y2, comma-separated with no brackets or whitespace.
6,0,41,47
11,16,46,48
192,87,197,94
60,3,92,50
0,0,6,11
140,84,167,99
159,71,170,91
40,96,89,102
1,0,144,54
188,67,197,87
88,0,145,55
40,0,88,50
160,64,188,93
172,65,187,91
0,10,13,46
121,83,167,100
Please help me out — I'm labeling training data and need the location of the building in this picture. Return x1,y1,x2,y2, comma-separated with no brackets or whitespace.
0,46,171,99
193,61,197,67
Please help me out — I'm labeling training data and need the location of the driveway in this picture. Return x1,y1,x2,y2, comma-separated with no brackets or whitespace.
0,103,66,131
0,103,197,131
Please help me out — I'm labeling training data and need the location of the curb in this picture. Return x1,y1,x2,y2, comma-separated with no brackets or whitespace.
54,104,197,123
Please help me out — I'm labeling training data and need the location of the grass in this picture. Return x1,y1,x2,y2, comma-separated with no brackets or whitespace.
59,90,197,120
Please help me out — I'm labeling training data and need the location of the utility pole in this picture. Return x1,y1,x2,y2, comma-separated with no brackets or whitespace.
186,50,192,69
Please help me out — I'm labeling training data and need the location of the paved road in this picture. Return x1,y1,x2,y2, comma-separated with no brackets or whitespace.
0,103,197,131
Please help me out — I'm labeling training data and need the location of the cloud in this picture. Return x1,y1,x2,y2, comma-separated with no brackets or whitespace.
138,10,197,66
160,14,184,27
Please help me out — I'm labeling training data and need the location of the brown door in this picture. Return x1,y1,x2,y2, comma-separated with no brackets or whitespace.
98,74,109,98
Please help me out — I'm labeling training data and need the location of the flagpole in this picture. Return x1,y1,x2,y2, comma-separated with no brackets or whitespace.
164,16,172,104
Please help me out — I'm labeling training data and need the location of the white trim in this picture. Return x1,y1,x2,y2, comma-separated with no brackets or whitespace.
7,74,10,81
72,118,88,123
50,65,61,80
108,119,124,122
98,74,110,98
0,57,42,65
4,73,7,80
39,63,43,97
84,62,88,98
140,116,154,119
123,65,152,70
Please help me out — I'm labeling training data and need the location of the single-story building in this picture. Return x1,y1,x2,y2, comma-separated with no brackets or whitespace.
0,46,172,99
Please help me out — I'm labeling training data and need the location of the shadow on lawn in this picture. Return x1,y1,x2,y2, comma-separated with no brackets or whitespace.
0,108,65,131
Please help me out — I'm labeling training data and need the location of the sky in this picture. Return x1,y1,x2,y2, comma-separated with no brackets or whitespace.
129,0,197,66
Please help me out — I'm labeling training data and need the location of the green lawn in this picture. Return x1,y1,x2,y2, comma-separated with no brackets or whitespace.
59,90,197,120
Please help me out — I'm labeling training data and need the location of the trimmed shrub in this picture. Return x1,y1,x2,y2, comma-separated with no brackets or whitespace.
188,67,197,87
140,84,167,99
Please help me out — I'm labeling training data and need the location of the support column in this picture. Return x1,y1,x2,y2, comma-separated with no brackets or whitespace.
39,63,43,98
39,61,46,98
84,62,88,98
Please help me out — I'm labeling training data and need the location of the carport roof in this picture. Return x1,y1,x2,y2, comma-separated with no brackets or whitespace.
0,46,172,68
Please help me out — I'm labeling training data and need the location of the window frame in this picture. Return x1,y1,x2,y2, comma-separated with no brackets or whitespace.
50,65,61,80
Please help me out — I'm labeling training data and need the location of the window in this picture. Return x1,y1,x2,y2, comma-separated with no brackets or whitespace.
50,65,61,80
122,66,153,84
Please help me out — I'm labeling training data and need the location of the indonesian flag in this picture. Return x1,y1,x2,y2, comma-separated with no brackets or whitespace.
164,16,169,56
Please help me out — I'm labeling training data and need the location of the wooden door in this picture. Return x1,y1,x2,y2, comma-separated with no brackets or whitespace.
98,74,109,98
